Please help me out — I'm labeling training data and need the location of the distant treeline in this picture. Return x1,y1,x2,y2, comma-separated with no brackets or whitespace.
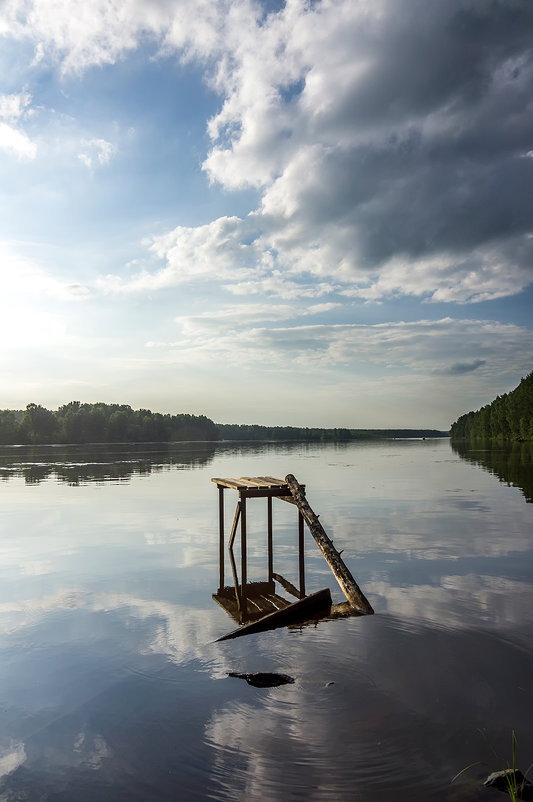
216,424,448,441
0,402,218,445
351,428,448,439
217,424,353,442
450,371,533,441
0,401,448,445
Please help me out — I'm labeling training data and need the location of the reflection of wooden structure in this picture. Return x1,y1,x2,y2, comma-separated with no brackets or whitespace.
211,474,373,638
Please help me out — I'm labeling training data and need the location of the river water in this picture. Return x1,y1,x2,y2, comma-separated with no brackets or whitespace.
0,438,531,801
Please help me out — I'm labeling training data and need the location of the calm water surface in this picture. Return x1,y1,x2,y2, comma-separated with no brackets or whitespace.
0,439,531,801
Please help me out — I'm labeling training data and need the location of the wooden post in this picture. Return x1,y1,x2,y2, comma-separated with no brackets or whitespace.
240,493,247,611
285,474,374,615
218,485,225,591
298,511,305,598
267,495,273,581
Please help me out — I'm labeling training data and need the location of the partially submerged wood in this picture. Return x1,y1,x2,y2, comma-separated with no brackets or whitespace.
216,587,332,641
213,581,278,624
284,474,374,615
328,600,365,619
272,572,302,599
212,473,372,638
287,602,364,633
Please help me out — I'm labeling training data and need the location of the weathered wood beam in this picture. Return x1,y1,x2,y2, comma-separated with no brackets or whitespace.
218,485,225,591
298,511,305,597
272,572,301,599
285,474,374,615
267,495,273,580
276,494,299,506
241,495,247,595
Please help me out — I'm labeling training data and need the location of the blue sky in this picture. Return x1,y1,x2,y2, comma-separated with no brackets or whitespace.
1,0,532,429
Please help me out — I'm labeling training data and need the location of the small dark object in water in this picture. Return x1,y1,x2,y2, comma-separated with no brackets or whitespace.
484,769,533,800
228,672,295,688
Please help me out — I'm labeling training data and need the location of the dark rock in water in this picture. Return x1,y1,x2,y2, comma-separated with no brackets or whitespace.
484,769,533,800
228,672,295,688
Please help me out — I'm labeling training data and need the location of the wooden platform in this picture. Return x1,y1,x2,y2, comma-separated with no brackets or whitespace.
212,476,288,490
212,476,306,593
211,476,304,500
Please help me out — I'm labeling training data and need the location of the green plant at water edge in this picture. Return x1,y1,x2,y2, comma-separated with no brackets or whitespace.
452,731,533,800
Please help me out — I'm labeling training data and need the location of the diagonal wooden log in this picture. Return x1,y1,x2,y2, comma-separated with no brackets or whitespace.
285,474,374,615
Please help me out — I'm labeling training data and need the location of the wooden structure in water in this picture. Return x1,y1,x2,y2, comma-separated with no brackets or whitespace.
211,474,373,638
211,475,305,598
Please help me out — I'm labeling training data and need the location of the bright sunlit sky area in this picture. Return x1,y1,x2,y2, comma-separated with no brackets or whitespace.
1,0,532,429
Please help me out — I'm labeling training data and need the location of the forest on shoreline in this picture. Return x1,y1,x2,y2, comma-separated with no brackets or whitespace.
0,401,448,445
217,424,447,442
450,371,533,441
0,402,218,445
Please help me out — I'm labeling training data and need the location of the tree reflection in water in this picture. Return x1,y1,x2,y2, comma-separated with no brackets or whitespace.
0,442,217,485
452,441,533,503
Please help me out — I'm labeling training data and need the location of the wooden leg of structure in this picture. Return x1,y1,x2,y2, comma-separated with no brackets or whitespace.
228,502,241,551
240,495,247,611
267,496,273,581
218,485,225,592
298,511,305,598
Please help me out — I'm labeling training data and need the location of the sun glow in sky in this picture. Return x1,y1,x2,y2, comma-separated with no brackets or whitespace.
1,0,532,428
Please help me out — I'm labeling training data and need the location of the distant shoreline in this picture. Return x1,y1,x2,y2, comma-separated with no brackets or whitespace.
0,432,451,447
0,402,449,445
215,425,450,442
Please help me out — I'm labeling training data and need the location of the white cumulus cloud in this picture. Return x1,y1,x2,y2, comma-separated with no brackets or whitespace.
28,0,526,303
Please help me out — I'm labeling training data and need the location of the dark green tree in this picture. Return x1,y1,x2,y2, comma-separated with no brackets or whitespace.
451,372,533,442
20,403,59,444
0,410,20,444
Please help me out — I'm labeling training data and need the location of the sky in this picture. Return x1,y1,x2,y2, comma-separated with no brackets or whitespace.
0,0,532,429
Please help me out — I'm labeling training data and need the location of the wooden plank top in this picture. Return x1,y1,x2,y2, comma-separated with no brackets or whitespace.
211,476,288,490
